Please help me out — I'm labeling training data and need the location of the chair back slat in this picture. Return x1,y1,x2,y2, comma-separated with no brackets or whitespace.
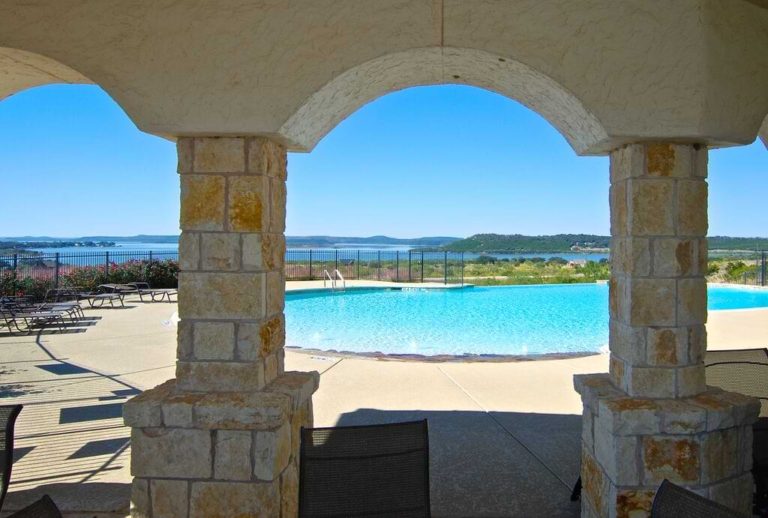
299,419,430,518
652,479,748,517
0,405,23,512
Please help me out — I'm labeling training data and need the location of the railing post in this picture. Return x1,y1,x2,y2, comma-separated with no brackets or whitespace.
444,251,448,285
335,249,339,273
421,251,424,283
105,251,110,276
461,252,464,286
54,252,60,288
408,250,412,282
357,250,360,280
762,251,766,287
309,249,313,280
396,251,400,282
12,253,17,274
377,250,381,280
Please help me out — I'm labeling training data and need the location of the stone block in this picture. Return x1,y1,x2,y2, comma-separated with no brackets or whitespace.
573,373,623,415
281,461,299,518
130,478,150,518
215,430,253,481
626,365,676,398
691,390,737,431
642,436,700,485
614,488,655,518
610,182,628,237
236,315,285,361
645,143,692,178
677,180,708,236
176,137,194,174
247,137,286,179
610,320,646,365
677,278,707,326
162,392,201,428
242,234,264,271
598,397,660,436
180,175,225,231
131,427,212,478
178,232,200,271
177,319,193,360
290,399,313,456
200,233,240,271
193,391,291,430
652,238,698,277
676,364,705,397
177,361,265,392
581,447,609,518
228,176,268,232
261,233,285,271
266,371,320,411
151,479,188,518
269,178,286,233
627,278,676,327
253,422,291,481
693,145,708,178
657,399,706,434
123,380,175,427
593,420,640,485
178,272,264,320
582,409,595,453
629,179,674,236
193,322,235,360
266,271,285,316
194,137,245,173
610,144,644,183
265,353,279,384
189,480,279,518
687,325,707,363
646,327,684,366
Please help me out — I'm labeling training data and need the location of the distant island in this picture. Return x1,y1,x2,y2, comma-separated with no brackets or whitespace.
441,233,768,253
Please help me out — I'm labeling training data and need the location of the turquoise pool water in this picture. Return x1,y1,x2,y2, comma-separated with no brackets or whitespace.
285,284,768,357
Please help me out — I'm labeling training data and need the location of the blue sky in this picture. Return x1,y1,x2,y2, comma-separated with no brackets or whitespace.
0,84,765,238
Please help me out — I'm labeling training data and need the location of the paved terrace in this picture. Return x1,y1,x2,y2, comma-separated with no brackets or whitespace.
1,284,767,517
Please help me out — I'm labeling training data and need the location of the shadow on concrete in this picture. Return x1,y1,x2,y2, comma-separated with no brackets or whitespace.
335,408,582,518
1,482,130,516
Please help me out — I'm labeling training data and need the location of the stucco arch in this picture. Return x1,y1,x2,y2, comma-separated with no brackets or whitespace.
0,47,92,101
280,47,608,156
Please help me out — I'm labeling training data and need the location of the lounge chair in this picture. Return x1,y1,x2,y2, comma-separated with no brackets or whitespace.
0,301,68,335
7,495,62,518
0,405,23,511
125,282,177,303
651,479,748,517
299,419,431,517
78,285,126,308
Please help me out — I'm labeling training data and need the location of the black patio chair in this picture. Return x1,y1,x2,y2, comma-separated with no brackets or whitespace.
7,495,62,518
651,479,748,517
299,419,431,518
0,405,23,512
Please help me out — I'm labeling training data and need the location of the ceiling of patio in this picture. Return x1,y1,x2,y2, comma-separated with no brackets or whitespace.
0,0,766,155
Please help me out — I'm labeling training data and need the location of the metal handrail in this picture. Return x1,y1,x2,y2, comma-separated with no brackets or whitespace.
333,269,346,291
322,269,346,291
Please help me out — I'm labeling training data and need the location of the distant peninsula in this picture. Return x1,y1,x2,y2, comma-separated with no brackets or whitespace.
441,233,768,253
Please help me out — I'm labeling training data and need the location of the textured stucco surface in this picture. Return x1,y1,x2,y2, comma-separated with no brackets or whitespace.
0,0,766,154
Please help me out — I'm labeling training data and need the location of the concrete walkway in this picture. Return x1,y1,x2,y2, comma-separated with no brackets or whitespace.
1,287,766,516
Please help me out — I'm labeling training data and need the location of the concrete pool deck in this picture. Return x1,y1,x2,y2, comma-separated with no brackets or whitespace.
1,284,767,516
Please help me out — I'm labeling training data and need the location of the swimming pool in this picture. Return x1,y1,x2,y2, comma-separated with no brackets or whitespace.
284,284,768,357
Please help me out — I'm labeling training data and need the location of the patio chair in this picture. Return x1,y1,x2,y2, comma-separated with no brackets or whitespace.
6,495,62,518
0,405,23,511
125,282,177,303
299,419,431,518
651,479,748,517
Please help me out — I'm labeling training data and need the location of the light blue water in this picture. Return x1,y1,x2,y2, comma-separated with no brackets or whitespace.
285,284,768,356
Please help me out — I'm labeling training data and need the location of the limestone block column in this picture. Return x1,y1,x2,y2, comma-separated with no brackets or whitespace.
575,143,759,518
124,137,318,518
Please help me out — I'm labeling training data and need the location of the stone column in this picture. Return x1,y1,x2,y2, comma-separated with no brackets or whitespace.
124,137,318,518
575,143,759,517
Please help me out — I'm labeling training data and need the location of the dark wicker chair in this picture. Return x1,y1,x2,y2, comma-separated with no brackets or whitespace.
0,405,23,512
7,496,62,518
299,419,431,518
651,479,748,517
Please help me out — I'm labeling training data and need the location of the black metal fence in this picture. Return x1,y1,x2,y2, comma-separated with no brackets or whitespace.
284,249,465,285
0,249,465,299
735,251,768,286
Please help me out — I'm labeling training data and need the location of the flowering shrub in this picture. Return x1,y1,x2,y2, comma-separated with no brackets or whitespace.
1,259,179,300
